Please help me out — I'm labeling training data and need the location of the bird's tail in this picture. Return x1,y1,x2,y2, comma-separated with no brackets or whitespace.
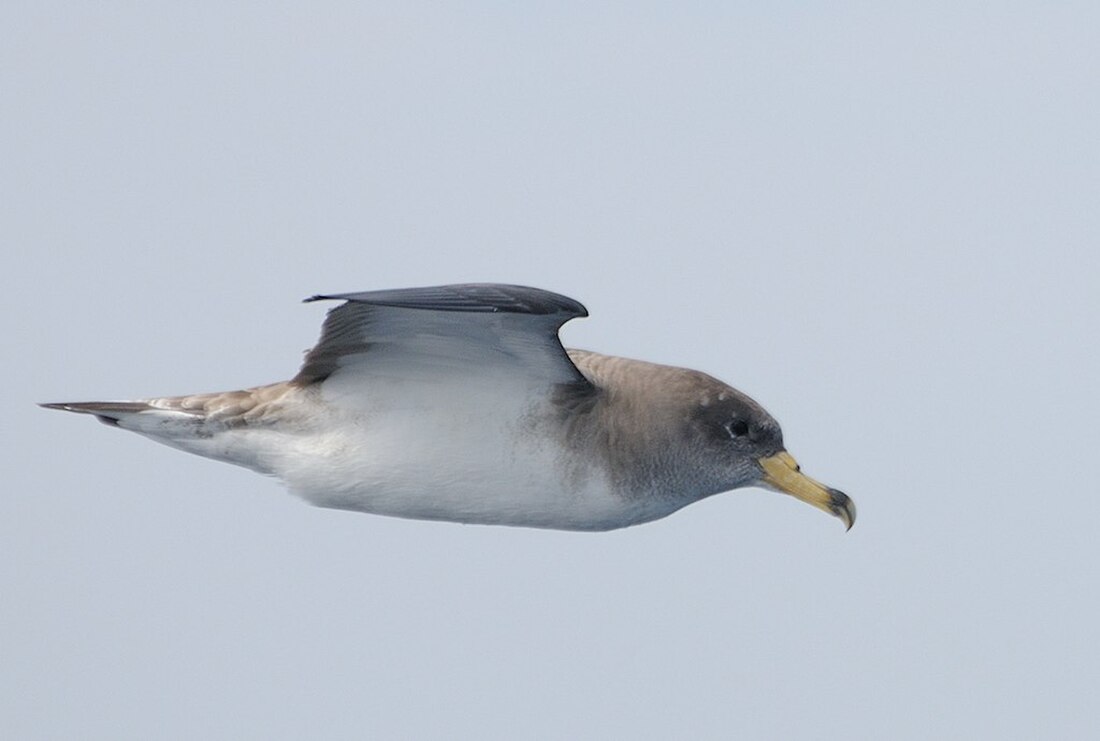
40,384,292,433
39,401,160,426
38,400,205,431
41,387,295,475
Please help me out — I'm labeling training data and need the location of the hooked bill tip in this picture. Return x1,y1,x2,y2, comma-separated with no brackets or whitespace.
829,488,856,531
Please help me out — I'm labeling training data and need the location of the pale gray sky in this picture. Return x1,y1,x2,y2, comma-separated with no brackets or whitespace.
3,3,1098,739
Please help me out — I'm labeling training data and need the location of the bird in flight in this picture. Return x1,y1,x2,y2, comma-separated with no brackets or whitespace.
42,284,855,531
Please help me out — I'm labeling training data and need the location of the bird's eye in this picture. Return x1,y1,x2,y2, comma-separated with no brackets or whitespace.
727,420,750,438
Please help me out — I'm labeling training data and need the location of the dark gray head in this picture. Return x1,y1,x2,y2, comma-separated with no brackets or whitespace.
683,376,856,529
562,351,855,529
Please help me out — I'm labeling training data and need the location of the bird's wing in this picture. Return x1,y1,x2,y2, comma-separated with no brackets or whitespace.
292,284,591,388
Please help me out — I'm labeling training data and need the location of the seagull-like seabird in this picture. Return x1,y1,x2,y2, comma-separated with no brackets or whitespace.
42,284,855,531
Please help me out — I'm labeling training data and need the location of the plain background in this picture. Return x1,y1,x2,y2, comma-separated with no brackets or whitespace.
3,3,1098,739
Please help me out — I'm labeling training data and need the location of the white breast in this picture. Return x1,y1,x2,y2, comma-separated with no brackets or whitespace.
257,374,657,531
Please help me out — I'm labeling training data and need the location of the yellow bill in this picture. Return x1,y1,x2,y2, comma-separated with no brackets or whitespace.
759,451,856,530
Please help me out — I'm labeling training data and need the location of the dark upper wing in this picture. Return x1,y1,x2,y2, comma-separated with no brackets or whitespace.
305,283,587,315
292,284,590,387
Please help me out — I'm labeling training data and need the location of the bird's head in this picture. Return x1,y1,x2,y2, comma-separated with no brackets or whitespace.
686,381,856,530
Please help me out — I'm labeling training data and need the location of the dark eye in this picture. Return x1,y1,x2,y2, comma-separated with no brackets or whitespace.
727,420,750,438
